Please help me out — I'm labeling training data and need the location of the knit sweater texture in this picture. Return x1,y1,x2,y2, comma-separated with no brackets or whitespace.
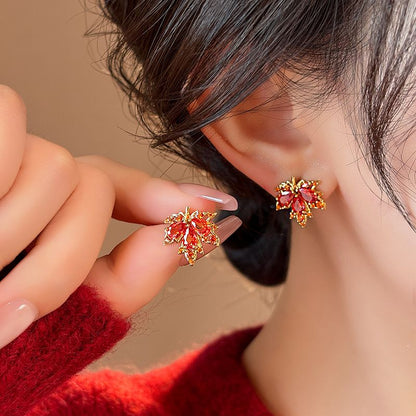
0,284,273,416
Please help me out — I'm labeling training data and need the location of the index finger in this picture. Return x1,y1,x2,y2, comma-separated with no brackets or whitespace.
76,155,238,224
0,86,27,197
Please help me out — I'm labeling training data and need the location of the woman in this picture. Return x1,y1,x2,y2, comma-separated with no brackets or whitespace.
0,0,415,414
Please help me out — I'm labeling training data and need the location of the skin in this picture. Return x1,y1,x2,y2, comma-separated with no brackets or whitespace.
201,77,416,415
0,84,239,331
2,55,415,414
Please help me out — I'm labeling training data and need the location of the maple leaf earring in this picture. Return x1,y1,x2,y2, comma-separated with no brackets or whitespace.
275,177,326,227
163,206,220,265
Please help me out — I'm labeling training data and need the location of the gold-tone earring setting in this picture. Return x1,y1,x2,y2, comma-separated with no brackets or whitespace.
163,206,220,265
275,176,326,227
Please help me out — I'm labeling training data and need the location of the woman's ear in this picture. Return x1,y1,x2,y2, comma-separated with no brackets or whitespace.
197,75,338,199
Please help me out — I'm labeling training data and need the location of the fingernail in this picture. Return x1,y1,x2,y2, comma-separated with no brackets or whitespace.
216,215,243,241
177,183,238,211
0,299,38,349
179,215,242,266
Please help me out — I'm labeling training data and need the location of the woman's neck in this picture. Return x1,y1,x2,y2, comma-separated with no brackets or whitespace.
242,190,416,416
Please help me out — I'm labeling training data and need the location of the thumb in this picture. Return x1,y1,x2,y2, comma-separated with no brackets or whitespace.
76,155,241,317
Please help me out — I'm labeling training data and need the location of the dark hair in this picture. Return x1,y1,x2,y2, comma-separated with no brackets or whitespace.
92,0,416,285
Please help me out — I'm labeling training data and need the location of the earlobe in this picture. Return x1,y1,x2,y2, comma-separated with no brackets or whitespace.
200,77,338,201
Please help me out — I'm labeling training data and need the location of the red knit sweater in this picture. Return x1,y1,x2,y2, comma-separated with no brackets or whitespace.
0,284,273,415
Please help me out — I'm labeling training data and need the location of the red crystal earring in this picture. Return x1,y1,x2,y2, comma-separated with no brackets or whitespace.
275,177,326,227
163,206,220,265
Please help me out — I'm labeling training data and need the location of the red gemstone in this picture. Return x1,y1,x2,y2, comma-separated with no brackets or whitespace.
184,228,199,248
167,222,187,240
292,195,305,212
299,187,316,203
205,233,217,244
191,217,210,236
278,190,294,206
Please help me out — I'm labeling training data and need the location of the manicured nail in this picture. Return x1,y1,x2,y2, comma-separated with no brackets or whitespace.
177,183,238,211
179,215,242,266
0,299,38,349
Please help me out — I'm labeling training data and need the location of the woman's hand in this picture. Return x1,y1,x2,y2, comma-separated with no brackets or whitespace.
75,155,240,318
0,85,240,349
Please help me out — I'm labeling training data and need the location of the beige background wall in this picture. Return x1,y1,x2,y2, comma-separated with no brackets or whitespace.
0,1,277,372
